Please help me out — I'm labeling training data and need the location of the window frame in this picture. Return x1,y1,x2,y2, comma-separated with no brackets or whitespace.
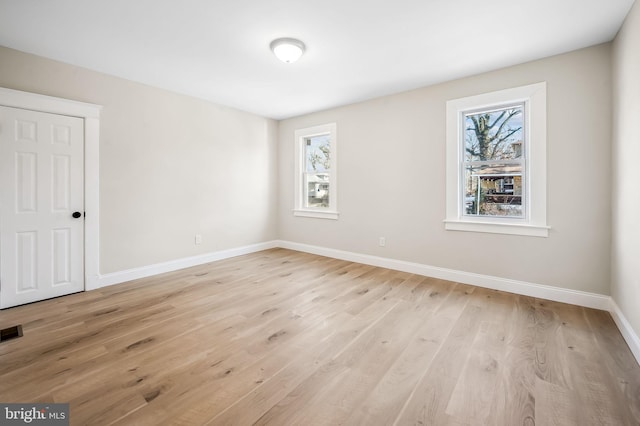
293,123,338,220
444,82,549,237
462,102,526,220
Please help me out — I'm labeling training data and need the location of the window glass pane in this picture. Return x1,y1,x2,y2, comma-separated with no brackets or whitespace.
464,106,524,161
305,173,330,208
305,135,331,173
464,164,523,217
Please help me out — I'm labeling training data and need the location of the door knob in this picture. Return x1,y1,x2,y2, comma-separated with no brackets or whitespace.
72,211,82,218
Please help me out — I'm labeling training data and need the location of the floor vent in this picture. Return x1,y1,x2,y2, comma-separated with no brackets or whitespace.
0,325,23,342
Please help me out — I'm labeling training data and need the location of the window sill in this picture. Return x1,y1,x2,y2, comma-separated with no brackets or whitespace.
444,219,549,237
294,209,339,220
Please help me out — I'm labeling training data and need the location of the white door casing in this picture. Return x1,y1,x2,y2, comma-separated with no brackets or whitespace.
0,106,84,308
0,87,101,309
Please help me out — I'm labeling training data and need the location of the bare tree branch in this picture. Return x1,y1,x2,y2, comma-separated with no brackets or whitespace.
488,110,507,129
493,110,521,142
466,108,522,161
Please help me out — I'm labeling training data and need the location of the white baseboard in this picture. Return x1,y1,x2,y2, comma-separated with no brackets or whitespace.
277,240,640,365
97,241,278,288
275,240,610,310
91,238,639,366
94,239,609,310
608,298,640,364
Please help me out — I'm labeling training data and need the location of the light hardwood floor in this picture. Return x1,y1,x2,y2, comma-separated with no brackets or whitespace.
1,248,639,425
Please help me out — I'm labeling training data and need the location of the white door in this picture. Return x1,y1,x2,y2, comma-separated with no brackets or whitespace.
0,106,84,309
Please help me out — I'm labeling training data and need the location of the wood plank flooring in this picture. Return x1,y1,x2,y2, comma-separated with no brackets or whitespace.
0,248,639,425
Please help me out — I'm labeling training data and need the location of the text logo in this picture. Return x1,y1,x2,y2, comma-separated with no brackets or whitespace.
1,404,69,425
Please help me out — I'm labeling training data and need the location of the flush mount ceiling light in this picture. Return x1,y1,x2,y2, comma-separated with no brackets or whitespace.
270,38,306,63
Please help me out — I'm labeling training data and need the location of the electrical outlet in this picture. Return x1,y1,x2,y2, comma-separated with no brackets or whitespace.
379,237,386,247
195,234,202,245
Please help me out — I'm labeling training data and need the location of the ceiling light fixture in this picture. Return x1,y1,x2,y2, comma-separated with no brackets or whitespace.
270,38,306,63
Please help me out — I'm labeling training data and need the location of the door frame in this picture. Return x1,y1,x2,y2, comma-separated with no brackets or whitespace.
0,87,101,307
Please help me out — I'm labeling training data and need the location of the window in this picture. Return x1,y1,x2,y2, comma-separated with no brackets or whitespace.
445,83,549,237
463,103,524,218
294,123,338,219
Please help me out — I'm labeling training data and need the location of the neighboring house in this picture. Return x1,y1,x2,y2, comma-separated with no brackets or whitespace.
466,165,523,216
307,173,329,206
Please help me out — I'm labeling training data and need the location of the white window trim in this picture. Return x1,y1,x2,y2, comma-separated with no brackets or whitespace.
293,122,339,220
444,82,549,237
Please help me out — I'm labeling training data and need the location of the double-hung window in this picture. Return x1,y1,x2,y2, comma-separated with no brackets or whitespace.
294,123,338,219
463,103,525,218
445,83,549,237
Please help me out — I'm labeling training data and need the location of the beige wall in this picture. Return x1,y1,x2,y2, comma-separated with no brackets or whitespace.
0,41,617,297
278,44,612,295
0,46,279,274
612,1,640,336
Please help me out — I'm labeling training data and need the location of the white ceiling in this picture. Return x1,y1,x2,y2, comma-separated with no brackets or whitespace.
0,0,635,119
